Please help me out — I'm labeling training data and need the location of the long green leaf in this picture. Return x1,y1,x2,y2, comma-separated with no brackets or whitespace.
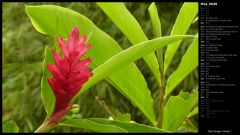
165,35,198,98
97,2,160,83
25,5,156,125
162,90,198,131
115,111,131,122
60,118,170,133
2,121,19,133
89,118,170,133
187,106,198,118
164,2,198,74
80,35,195,96
148,2,164,77
41,46,55,120
59,119,127,133
148,2,162,37
78,35,194,127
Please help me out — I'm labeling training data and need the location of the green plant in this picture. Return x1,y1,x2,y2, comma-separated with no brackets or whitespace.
3,2,198,133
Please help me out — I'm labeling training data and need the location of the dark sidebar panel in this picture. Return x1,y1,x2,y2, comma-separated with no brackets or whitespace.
199,1,239,134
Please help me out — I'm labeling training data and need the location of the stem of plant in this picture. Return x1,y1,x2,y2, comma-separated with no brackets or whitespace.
156,44,165,128
34,104,77,133
34,121,55,133
157,75,165,128
95,96,116,119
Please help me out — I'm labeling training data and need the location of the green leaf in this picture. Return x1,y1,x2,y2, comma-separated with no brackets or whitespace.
178,120,198,133
60,118,170,133
187,106,198,118
80,35,195,96
3,121,19,133
25,5,157,125
164,2,198,74
192,17,198,24
165,35,198,98
162,90,198,131
41,46,56,120
115,111,131,122
97,2,160,83
59,119,127,133
148,2,162,37
79,35,194,126
89,118,170,133
148,2,164,76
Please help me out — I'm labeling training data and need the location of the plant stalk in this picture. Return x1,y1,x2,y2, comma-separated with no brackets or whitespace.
156,40,165,128
95,96,116,119
157,75,165,128
34,121,54,133
34,104,74,133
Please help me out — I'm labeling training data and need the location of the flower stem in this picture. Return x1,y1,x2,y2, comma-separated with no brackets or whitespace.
34,121,55,133
34,122,49,133
157,75,165,128
95,96,116,119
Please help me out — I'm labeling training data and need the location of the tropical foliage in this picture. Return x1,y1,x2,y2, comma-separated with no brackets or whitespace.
2,2,198,133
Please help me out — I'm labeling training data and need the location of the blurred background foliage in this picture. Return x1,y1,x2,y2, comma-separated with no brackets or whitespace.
2,2,198,132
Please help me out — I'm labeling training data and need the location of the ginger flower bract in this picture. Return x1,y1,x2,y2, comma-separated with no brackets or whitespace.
47,26,93,123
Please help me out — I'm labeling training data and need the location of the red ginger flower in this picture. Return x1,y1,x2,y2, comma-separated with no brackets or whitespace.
47,26,93,123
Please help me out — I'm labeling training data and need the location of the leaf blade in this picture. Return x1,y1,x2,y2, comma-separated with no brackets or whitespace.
80,35,195,95
165,35,198,98
187,106,198,118
164,2,198,74
41,46,56,120
97,2,161,83
148,2,164,76
3,121,19,133
163,90,198,131
60,118,170,133
148,2,162,37
25,5,157,125
59,119,127,133
79,35,194,126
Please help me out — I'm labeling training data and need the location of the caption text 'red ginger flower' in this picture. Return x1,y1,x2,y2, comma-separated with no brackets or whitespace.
47,26,93,123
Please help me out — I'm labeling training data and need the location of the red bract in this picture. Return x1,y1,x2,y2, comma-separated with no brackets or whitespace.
47,26,93,123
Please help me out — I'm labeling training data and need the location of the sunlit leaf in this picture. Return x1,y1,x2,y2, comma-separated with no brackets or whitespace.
97,2,160,83
148,2,164,77
115,111,131,122
148,2,162,37
3,121,19,133
60,118,170,133
59,119,127,133
178,120,198,133
25,5,156,125
165,35,198,98
80,35,195,97
187,106,198,118
162,90,198,131
41,46,55,120
164,2,198,74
